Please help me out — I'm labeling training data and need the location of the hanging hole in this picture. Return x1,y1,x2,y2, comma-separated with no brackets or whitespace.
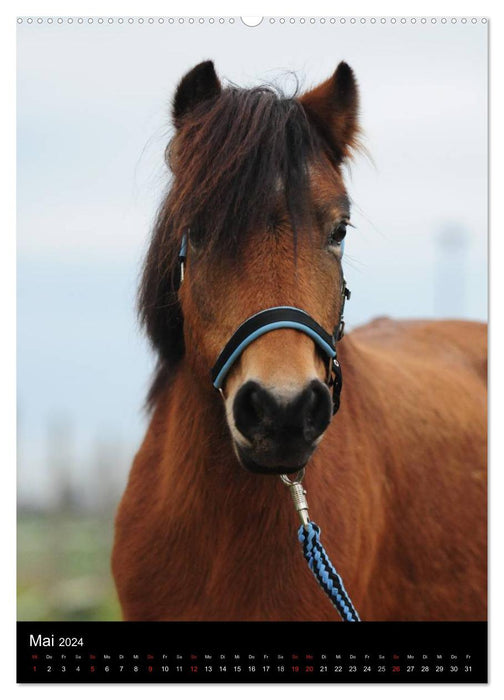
241,16,263,27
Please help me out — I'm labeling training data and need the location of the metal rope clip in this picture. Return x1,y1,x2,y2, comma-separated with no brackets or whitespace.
280,468,310,528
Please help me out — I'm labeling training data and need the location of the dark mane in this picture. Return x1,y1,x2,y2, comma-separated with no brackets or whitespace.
139,84,331,407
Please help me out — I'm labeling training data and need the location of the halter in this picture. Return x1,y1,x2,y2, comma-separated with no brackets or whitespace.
178,232,351,414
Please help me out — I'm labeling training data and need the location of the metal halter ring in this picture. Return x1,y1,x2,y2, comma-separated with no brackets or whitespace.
279,468,306,486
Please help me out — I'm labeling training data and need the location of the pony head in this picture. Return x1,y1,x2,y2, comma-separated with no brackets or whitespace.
140,61,360,474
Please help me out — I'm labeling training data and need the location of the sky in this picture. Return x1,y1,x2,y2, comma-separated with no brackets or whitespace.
17,17,488,506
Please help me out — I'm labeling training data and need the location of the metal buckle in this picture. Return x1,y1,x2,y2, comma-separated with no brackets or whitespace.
178,232,188,285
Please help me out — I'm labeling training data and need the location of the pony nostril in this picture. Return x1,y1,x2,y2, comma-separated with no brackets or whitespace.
300,380,332,443
250,388,266,421
233,381,275,440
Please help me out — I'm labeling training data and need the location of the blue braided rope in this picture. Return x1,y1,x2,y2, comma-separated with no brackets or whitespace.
298,522,360,622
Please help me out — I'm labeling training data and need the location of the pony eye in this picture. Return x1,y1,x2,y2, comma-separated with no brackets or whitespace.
328,221,348,248
188,226,204,249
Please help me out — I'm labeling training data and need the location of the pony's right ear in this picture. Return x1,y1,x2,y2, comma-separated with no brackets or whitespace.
172,61,222,127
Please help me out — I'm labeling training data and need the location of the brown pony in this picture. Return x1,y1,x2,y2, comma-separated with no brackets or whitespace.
112,61,487,621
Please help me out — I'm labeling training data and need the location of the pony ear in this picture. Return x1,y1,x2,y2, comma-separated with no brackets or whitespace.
172,61,222,126
300,62,360,163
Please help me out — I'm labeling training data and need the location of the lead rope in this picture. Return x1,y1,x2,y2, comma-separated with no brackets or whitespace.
280,470,361,622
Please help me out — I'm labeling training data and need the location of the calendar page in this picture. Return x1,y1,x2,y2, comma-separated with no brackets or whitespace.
17,14,488,684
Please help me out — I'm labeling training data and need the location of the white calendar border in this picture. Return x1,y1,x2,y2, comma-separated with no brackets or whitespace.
3,0,501,698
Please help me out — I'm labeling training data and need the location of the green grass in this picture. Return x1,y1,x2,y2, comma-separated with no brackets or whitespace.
17,511,122,621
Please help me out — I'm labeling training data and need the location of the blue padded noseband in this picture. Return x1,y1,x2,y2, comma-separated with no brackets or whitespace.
211,306,336,390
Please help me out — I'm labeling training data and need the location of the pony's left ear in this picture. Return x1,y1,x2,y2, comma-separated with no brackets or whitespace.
172,60,222,127
300,62,360,163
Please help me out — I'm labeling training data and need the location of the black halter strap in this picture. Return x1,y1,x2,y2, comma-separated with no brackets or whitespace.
210,289,350,415
211,307,336,388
